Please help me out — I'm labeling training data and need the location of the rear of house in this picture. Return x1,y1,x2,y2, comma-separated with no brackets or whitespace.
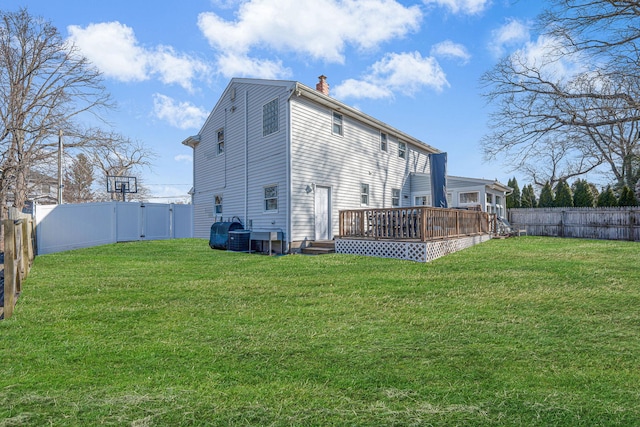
183,77,441,253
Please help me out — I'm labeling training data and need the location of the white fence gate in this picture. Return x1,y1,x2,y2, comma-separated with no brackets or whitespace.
35,202,193,255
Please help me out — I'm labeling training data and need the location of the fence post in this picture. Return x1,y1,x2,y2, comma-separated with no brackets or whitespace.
3,220,16,319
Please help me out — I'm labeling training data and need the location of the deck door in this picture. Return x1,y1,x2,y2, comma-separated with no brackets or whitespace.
314,186,331,240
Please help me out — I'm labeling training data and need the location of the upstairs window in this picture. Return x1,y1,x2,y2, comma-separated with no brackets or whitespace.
332,112,343,136
263,98,279,136
398,141,406,159
380,132,388,151
391,188,400,207
217,128,224,155
360,183,369,206
264,185,278,211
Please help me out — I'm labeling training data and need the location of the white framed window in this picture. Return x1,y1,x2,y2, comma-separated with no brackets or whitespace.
495,195,502,206
398,141,406,159
391,188,400,207
263,98,279,136
459,191,479,204
380,132,388,152
217,128,224,155
332,111,343,136
414,196,431,206
264,185,278,211
214,195,223,214
360,183,369,206
486,193,493,204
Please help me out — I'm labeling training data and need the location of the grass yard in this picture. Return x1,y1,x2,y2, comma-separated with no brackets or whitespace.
1,237,639,426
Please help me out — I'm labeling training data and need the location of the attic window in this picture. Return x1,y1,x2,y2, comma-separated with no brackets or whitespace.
263,98,279,136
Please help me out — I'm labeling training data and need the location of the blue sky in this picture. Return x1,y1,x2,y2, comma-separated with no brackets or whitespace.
6,0,547,201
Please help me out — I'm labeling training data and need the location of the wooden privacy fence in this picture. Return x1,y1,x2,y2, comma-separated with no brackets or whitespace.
2,217,35,320
339,206,494,241
508,207,640,241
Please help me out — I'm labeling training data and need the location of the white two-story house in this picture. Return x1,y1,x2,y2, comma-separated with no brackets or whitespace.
182,76,444,253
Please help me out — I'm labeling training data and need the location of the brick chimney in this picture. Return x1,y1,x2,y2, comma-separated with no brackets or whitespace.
316,75,329,95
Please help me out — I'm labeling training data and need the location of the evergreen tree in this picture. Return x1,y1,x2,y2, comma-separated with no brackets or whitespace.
572,179,595,207
597,186,618,207
521,184,537,208
506,177,521,208
554,180,573,207
538,182,554,207
618,185,639,206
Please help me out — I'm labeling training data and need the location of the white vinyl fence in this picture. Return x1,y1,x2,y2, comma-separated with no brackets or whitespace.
35,202,193,255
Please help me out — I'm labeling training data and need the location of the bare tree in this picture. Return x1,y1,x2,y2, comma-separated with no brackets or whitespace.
0,8,112,217
82,129,155,201
481,1,640,186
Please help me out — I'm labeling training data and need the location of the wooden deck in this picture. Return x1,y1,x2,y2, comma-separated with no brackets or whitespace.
339,206,494,241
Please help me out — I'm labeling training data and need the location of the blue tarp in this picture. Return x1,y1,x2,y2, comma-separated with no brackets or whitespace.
429,152,448,208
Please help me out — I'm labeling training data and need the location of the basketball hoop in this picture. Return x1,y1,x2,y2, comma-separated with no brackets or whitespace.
107,175,138,201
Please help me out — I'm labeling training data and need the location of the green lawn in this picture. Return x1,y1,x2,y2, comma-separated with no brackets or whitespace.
1,237,639,426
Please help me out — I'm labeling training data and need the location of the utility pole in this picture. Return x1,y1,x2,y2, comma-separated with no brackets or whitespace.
57,129,63,204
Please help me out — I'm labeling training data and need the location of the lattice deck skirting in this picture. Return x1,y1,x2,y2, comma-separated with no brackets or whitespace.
335,235,492,262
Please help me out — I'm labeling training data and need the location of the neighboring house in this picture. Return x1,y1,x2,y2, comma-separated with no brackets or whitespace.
411,174,511,217
182,76,445,253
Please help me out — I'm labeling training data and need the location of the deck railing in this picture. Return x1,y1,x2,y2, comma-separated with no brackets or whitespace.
339,206,494,241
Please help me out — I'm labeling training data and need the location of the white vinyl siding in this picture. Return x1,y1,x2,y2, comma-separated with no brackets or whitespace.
192,81,289,238
289,96,435,242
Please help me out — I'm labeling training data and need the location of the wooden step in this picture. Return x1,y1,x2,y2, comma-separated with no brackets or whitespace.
301,246,335,255
311,240,335,249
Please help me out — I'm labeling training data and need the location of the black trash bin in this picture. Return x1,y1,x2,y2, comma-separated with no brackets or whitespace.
209,221,243,250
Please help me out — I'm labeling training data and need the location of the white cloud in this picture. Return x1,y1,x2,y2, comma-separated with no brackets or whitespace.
153,94,209,130
423,0,490,15
511,35,589,82
214,52,291,79
68,22,210,91
489,18,530,57
174,154,193,163
197,0,422,72
333,51,449,100
430,40,471,64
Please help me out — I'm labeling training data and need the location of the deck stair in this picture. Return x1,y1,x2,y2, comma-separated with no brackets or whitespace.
301,240,335,255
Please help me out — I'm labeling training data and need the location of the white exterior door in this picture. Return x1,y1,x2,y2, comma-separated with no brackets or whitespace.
315,186,331,240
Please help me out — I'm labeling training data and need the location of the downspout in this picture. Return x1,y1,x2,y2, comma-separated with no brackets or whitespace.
244,90,249,228
286,90,293,253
